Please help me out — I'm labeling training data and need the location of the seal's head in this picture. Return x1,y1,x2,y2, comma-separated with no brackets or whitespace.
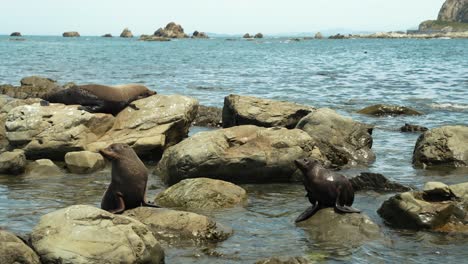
294,158,321,173
100,143,133,160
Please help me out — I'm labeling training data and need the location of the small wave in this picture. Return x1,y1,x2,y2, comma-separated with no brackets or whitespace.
430,103,468,111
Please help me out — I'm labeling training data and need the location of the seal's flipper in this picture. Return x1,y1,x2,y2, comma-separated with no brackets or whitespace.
128,103,140,110
295,203,319,223
335,204,361,214
108,195,126,214
142,200,161,208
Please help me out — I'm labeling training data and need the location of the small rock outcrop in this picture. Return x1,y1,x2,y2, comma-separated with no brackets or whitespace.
0,149,26,175
10,32,22,37
0,230,41,264
24,159,62,177
438,0,468,23
62,31,80,37
155,178,248,209
296,108,375,168
400,123,428,133
86,94,198,158
31,205,164,264
120,28,133,38
222,94,315,129
413,125,468,168
243,33,252,38
255,256,311,264
123,207,232,243
192,105,222,127
254,33,264,38
357,104,423,116
102,33,112,37
64,151,105,174
6,103,115,160
154,22,188,38
0,76,62,99
378,182,468,232
192,31,209,38
328,34,348,39
297,208,381,248
315,32,323,39
139,35,171,41
350,172,412,192
156,125,324,185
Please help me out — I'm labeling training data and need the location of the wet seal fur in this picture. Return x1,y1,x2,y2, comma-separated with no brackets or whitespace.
100,143,160,213
43,84,156,115
294,158,360,222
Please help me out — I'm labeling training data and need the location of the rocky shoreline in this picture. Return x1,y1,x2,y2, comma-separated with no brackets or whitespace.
0,76,467,263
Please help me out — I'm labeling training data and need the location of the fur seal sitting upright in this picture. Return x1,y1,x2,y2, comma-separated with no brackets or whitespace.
43,84,156,115
294,158,360,222
100,143,160,213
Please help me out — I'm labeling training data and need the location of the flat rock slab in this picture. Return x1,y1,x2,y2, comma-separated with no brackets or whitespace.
156,125,324,185
124,207,233,244
357,104,423,116
0,230,40,264
155,178,248,209
222,94,315,128
31,205,164,264
350,172,411,192
413,125,468,168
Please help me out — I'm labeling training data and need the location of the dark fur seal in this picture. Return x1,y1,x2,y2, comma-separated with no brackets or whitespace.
294,158,360,222
100,143,159,213
43,84,156,115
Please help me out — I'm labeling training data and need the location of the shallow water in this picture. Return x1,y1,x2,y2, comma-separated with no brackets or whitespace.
0,36,467,263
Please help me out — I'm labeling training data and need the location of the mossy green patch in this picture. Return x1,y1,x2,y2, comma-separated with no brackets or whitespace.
419,20,468,32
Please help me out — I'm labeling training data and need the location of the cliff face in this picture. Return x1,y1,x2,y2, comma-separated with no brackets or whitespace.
438,0,468,23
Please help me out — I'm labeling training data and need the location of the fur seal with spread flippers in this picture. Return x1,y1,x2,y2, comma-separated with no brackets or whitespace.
294,158,360,222
100,143,160,214
43,84,156,115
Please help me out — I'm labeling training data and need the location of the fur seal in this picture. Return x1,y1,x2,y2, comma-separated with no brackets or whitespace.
294,158,360,222
100,143,159,213
43,84,156,115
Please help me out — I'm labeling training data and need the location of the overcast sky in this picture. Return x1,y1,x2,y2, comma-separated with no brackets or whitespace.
0,0,446,35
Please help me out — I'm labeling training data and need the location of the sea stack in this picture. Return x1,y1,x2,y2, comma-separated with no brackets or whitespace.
243,33,252,38
254,33,264,38
120,28,133,38
10,32,22,37
63,31,80,37
154,22,188,38
315,32,323,39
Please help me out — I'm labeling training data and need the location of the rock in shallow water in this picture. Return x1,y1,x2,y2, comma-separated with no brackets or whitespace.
255,256,312,264
0,229,40,264
400,123,428,133
31,205,164,264
24,159,62,177
155,178,248,209
357,104,423,116
413,125,468,168
350,172,412,192
64,150,105,174
0,149,26,175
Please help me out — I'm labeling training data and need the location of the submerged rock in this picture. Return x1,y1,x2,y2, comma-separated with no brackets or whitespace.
86,94,198,158
357,104,423,116
378,182,468,232
0,149,26,175
102,33,112,37
6,103,115,160
64,151,105,174
296,108,375,168
350,172,412,192
24,159,62,177
156,125,324,185
31,205,164,264
139,35,171,41
400,123,428,133
120,28,133,38
222,94,315,129
154,22,188,38
255,256,312,264
0,76,62,99
155,178,248,209
297,208,381,248
413,125,468,168
123,207,232,243
192,105,222,127
62,31,80,37
0,230,40,264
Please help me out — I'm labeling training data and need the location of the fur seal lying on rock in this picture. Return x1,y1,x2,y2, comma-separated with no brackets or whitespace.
294,158,360,222
43,84,156,115
100,143,160,213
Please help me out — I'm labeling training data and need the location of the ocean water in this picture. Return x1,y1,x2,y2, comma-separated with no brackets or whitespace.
0,36,467,263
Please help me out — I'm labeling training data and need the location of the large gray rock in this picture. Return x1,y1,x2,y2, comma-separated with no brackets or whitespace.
120,28,133,38
0,230,41,264
156,125,325,185
6,103,115,160
155,178,248,209
222,94,315,129
413,126,468,168
31,205,164,264
350,172,411,192
438,0,468,23
87,94,198,158
24,159,63,177
357,104,422,116
0,76,61,99
154,22,188,38
192,105,222,128
123,207,232,243
0,149,26,175
297,208,381,248
378,182,468,232
296,108,375,167
65,151,105,174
